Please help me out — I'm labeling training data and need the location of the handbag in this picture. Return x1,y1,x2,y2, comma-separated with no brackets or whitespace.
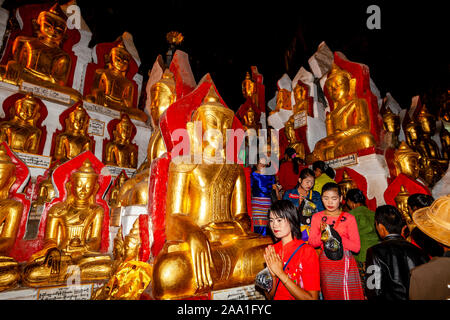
321,211,345,261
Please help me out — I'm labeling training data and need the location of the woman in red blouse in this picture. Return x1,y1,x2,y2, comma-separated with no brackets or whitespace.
264,200,321,300
309,182,365,300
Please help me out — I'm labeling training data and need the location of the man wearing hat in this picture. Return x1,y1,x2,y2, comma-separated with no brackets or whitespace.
409,194,450,300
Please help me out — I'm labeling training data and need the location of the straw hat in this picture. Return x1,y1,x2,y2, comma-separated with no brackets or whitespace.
412,194,450,247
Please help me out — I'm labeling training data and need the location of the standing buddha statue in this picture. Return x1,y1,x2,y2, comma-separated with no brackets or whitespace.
0,94,42,154
104,114,138,169
152,87,271,300
23,159,112,286
53,104,93,163
0,4,81,101
242,71,256,103
284,116,305,161
0,145,24,291
309,64,376,161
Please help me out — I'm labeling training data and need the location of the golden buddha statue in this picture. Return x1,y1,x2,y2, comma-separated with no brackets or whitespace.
86,41,146,122
104,115,138,169
382,107,400,149
53,104,93,163
270,88,292,115
23,159,112,287
33,168,56,209
0,4,81,101
292,83,310,116
92,220,152,300
394,185,415,233
108,171,128,209
0,145,23,291
242,72,256,101
309,64,376,161
338,170,357,200
393,141,420,180
152,87,271,300
440,128,450,160
0,94,42,154
242,106,260,133
284,116,305,160
116,71,177,208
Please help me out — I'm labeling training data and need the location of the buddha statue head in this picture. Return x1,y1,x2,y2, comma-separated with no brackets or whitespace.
394,141,420,180
404,120,421,147
242,72,255,100
0,145,16,200
36,4,67,46
13,94,40,125
325,63,356,105
113,115,133,143
275,88,292,111
338,170,357,200
417,105,437,136
108,41,132,74
382,107,400,136
150,70,176,126
191,87,234,159
67,159,99,204
394,185,411,223
65,104,89,135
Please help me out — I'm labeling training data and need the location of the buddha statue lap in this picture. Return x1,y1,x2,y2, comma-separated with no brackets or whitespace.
0,4,81,101
309,64,376,162
23,159,112,287
0,94,42,154
152,88,271,300
0,145,24,291
53,104,93,163
104,115,138,169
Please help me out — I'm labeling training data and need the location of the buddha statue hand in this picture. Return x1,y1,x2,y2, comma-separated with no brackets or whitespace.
43,247,62,276
187,230,214,292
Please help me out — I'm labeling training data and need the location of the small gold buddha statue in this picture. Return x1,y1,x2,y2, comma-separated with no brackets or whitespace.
394,185,415,233
270,88,292,115
242,72,256,101
53,104,93,163
91,220,152,300
0,4,81,101
0,145,23,291
381,107,400,149
108,171,128,209
393,141,420,180
116,70,176,208
309,63,376,161
242,106,260,134
292,83,310,116
23,159,112,287
284,116,305,160
104,115,138,169
0,94,42,154
152,87,271,300
404,120,421,152
338,170,357,200
32,168,56,209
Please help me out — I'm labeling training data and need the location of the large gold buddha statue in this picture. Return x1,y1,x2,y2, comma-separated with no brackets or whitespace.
116,70,176,207
23,159,112,287
284,116,305,160
53,104,93,163
152,87,271,300
0,4,81,101
393,141,420,180
0,94,42,154
309,64,376,161
0,145,23,291
104,115,138,169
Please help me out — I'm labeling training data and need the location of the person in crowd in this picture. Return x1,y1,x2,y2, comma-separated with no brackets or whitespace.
345,189,379,288
264,200,320,300
277,147,304,193
409,194,450,300
365,205,429,300
312,161,335,194
309,182,365,300
251,154,279,235
407,193,444,257
283,168,324,241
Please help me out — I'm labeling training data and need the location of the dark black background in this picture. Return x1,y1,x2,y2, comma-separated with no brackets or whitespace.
3,0,449,114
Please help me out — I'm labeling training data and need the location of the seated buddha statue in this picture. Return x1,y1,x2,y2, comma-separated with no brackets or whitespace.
270,88,291,115
0,4,81,101
108,171,128,209
292,83,310,116
309,64,376,161
0,145,24,291
22,159,112,287
242,106,260,134
116,70,176,207
338,170,357,200
86,41,147,122
0,94,42,154
393,141,420,181
53,104,93,163
381,106,400,149
152,87,271,300
104,115,138,169
284,116,305,160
